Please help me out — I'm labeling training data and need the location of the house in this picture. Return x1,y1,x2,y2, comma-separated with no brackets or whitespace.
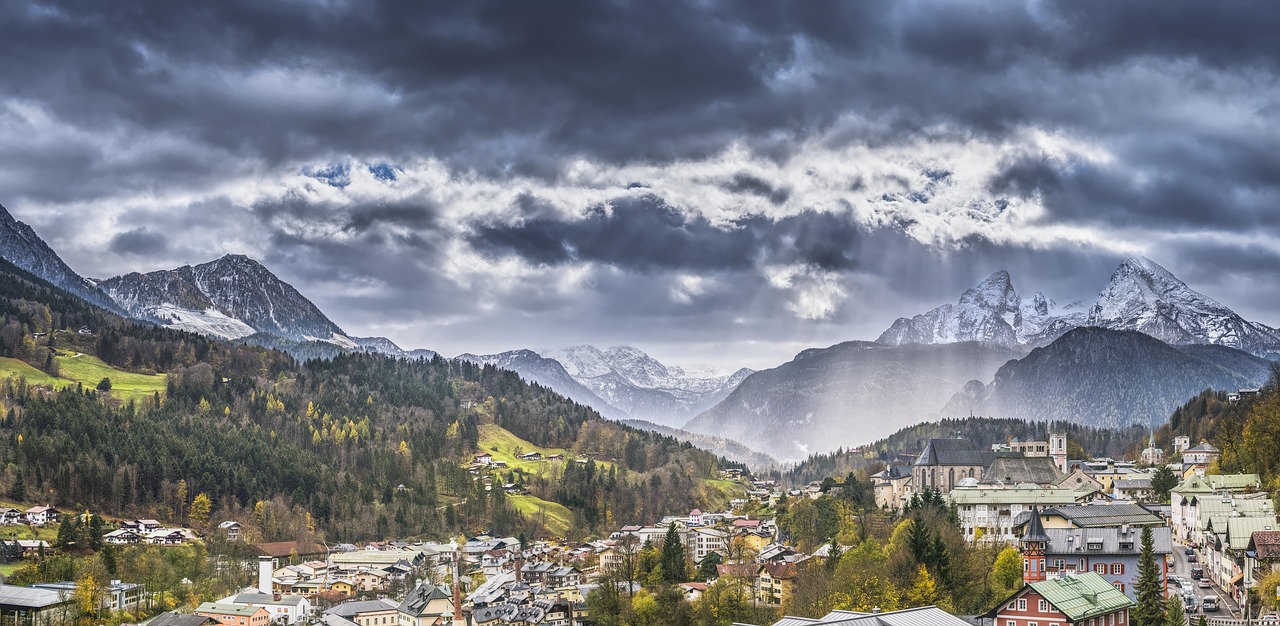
122,519,163,533
516,452,542,461
0,584,76,626
1170,473,1262,541
397,583,465,626
1246,530,1280,594
147,613,221,626
220,591,313,625
218,521,242,541
0,508,24,525
691,527,727,562
324,599,400,626
688,509,703,527
746,606,972,626
30,579,144,611
912,438,994,494
678,582,707,602
1053,468,1107,495
103,529,143,545
985,572,1134,626
948,486,1082,543
24,506,57,526
1016,503,1166,532
1182,442,1221,472
473,453,493,467
1113,478,1155,502
755,562,799,606
871,465,913,511
1038,526,1172,598
195,603,273,626
147,529,190,545
715,562,759,585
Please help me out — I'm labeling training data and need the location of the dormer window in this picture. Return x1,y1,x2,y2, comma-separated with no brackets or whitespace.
1087,541,1103,551
1119,542,1133,550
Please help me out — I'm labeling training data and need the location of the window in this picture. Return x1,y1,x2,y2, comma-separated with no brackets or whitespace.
1053,558,1065,570
1039,599,1049,612
1094,563,1107,574
1018,599,1027,611
1114,582,1124,592
1007,621,1016,626
1112,563,1124,575
1119,542,1133,550
1087,542,1103,550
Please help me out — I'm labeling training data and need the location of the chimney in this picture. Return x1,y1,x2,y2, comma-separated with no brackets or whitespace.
258,555,273,595
452,555,465,624
514,554,523,583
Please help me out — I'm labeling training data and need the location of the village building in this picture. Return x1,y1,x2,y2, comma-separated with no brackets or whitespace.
912,439,993,495
985,572,1134,626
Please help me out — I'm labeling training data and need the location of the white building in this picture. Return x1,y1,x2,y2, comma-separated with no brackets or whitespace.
949,486,1082,544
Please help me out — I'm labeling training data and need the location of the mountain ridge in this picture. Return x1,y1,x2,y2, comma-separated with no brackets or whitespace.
0,203,128,316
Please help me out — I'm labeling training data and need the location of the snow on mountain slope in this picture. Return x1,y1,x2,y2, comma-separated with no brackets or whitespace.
456,350,626,419
876,257,1280,358
100,255,355,346
0,203,128,315
876,270,1023,347
352,336,438,360
1085,257,1280,356
544,345,754,428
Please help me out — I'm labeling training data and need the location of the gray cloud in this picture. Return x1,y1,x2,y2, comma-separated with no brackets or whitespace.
4,0,1280,367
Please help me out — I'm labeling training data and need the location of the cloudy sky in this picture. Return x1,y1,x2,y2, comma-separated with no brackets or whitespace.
4,0,1280,370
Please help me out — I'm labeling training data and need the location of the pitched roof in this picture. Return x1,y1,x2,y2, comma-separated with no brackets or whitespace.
765,606,971,625
1022,505,1050,544
255,541,327,558
145,612,220,626
948,487,1079,507
1185,443,1220,453
981,456,1064,486
915,439,992,467
1173,473,1261,494
1044,527,1172,556
1114,479,1152,489
1039,503,1165,528
197,603,266,617
1247,530,1280,560
397,584,452,617
1226,517,1278,550
1028,572,1134,621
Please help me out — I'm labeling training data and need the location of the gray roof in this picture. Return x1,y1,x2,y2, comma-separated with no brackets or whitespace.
398,584,451,617
1045,526,1172,556
1114,479,1152,490
0,585,72,609
324,599,398,618
981,456,1064,485
1041,504,1165,527
146,613,219,626
915,439,992,467
230,592,308,607
762,606,972,625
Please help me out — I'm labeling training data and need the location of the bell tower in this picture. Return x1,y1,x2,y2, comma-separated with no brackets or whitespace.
1020,505,1050,584
1049,433,1067,473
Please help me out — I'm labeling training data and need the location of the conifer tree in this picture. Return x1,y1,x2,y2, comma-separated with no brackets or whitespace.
1133,526,1164,626
660,523,687,584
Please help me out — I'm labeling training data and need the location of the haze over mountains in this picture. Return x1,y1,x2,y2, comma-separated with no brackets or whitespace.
686,257,1280,460
3,201,1277,465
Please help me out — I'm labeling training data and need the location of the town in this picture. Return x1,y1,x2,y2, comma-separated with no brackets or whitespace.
0,428,1271,626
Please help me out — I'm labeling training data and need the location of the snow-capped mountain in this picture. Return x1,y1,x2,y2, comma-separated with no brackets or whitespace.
456,350,625,418
877,257,1280,359
1085,257,1280,358
352,336,438,360
99,255,356,347
0,203,127,315
877,270,1024,347
544,345,753,428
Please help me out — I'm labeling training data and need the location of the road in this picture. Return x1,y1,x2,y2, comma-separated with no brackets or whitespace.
1169,538,1241,621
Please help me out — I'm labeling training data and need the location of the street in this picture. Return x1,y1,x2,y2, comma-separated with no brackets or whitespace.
1169,538,1242,621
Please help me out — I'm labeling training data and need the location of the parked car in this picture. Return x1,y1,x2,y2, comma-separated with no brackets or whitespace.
1185,547,1195,555
1203,596,1219,612
1199,579,1211,589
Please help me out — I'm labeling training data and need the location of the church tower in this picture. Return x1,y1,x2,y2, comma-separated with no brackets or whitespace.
1049,433,1067,473
1020,505,1050,584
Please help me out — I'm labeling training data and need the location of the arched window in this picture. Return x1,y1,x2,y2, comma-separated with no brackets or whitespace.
949,468,955,489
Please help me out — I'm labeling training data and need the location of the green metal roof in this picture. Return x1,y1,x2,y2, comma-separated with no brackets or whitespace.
1173,474,1261,494
1030,572,1134,621
949,487,1080,506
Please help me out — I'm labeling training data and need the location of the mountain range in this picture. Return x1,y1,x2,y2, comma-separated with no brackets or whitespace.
686,257,1279,460
4,199,1278,466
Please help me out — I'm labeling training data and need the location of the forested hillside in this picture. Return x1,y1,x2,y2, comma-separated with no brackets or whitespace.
0,257,727,542
1157,368,1280,490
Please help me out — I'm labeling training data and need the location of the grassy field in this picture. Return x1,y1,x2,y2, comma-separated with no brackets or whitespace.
0,357,72,390
701,478,749,510
55,354,166,403
507,494,573,537
476,424,615,472
1,354,166,404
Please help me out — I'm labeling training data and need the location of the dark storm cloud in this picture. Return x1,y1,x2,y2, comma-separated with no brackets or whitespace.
107,227,168,256
721,173,791,206
469,195,861,272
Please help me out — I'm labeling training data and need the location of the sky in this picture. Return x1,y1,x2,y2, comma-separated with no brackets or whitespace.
4,0,1280,371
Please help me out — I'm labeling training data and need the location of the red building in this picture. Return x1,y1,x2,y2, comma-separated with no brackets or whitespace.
986,571,1134,626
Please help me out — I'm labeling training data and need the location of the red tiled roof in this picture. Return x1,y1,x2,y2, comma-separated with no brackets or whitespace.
1250,530,1280,559
256,541,327,558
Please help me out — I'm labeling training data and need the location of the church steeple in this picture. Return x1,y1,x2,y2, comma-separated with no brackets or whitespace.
1020,504,1050,584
